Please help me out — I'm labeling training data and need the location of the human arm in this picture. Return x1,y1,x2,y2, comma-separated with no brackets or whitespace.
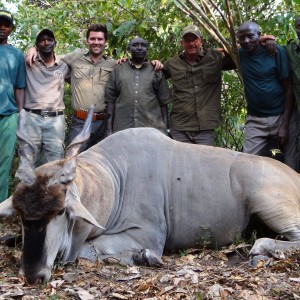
106,103,115,136
25,47,37,67
259,35,277,56
160,105,169,129
105,69,119,136
277,75,294,148
15,88,25,112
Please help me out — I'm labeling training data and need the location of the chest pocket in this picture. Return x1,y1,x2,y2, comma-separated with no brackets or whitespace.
73,66,91,79
201,66,221,84
98,67,112,84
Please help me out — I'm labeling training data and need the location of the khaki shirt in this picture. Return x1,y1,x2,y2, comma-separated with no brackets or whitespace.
62,50,116,112
25,54,70,111
164,48,224,131
106,61,172,132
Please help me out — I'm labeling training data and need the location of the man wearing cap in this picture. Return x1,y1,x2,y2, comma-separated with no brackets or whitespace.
0,10,26,202
163,25,233,145
24,29,70,167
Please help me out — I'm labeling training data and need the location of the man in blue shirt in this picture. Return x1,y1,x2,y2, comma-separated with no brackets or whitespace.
238,21,298,170
0,10,26,201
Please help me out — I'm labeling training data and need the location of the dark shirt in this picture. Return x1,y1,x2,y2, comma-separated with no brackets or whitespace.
105,60,172,132
163,47,232,131
239,45,290,117
284,39,300,120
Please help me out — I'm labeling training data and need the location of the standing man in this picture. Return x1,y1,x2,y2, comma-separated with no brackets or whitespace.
285,15,300,169
238,21,298,170
163,25,234,145
0,10,26,202
105,37,172,135
24,29,70,167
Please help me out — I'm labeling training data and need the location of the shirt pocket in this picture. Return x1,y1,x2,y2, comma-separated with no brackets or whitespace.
73,66,91,79
99,67,112,84
201,66,221,84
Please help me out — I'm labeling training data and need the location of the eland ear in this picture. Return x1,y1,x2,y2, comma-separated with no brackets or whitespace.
0,196,16,218
66,182,105,230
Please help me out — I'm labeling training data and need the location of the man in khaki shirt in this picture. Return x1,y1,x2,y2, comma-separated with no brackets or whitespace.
27,24,115,150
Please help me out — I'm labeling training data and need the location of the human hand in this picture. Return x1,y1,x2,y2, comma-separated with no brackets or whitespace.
260,35,277,56
116,57,129,65
26,47,38,67
151,60,163,71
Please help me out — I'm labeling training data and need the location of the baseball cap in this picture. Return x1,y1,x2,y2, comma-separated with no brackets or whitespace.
0,10,14,26
182,25,202,39
36,29,55,42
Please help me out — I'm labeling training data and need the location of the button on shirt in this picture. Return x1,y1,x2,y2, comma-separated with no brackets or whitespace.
164,48,224,131
105,61,172,132
62,50,116,112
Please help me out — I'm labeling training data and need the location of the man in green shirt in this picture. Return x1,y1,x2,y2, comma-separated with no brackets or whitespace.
0,10,26,202
163,25,234,145
285,15,300,168
105,37,172,135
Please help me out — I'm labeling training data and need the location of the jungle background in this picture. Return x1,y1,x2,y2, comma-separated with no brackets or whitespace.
1,0,300,299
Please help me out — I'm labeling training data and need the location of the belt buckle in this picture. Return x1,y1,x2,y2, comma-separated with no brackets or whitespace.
41,110,50,117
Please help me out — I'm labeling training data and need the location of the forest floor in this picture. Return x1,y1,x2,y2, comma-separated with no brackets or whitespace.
0,217,299,300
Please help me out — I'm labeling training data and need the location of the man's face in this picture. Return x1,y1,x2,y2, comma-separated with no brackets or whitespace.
86,31,106,56
238,24,260,53
295,17,300,40
129,37,147,60
0,17,13,41
36,34,55,55
181,33,202,55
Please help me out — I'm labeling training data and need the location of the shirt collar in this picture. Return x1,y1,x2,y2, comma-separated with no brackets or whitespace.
129,59,148,69
84,52,108,62
36,52,59,66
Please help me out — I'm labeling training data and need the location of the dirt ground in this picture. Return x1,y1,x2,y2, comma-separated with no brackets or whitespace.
0,217,299,300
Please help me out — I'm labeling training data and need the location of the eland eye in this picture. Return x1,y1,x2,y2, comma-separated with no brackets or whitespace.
58,208,66,216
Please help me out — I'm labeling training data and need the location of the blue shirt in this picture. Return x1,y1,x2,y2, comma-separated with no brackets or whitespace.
0,44,26,115
239,45,290,117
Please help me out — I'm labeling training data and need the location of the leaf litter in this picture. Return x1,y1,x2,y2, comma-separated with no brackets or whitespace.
0,218,299,299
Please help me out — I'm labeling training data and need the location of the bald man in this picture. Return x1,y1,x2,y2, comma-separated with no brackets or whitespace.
237,21,298,170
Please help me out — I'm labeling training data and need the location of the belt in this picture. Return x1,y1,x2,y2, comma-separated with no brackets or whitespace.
24,108,64,117
74,109,107,122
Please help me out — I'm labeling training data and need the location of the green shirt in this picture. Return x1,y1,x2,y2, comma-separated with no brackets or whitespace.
105,61,172,132
62,50,115,112
285,39,300,120
163,48,224,131
0,44,26,115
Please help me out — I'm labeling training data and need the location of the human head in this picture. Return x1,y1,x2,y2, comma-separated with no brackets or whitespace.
0,10,14,43
35,29,56,56
128,37,148,62
86,24,108,58
295,15,300,40
86,23,108,40
181,25,203,57
237,21,261,53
